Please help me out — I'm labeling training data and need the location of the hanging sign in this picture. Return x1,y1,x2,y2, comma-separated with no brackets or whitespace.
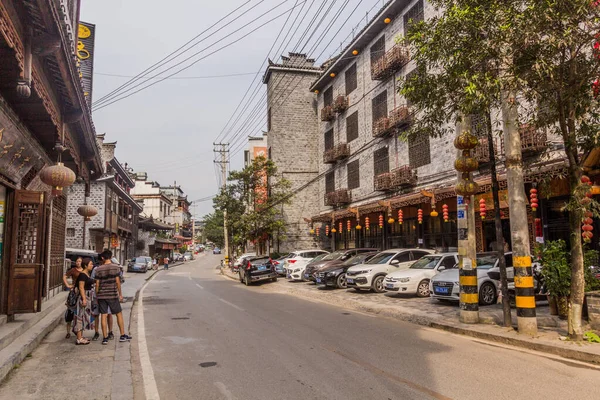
78,22,96,106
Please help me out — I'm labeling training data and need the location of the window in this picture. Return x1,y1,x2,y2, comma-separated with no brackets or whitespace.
345,63,357,95
471,113,487,138
347,160,360,189
346,111,359,142
393,252,411,263
408,132,431,168
268,107,272,131
373,146,390,176
67,228,75,237
412,250,431,259
372,90,388,123
324,86,333,107
370,35,385,65
325,171,335,193
442,256,458,269
403,0,424,36
324,129,334,151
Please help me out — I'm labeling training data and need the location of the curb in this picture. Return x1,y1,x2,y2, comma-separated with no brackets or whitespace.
217,272,600,365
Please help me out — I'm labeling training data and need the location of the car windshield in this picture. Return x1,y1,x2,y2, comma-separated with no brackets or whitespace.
250,257,270,266
476,254,499,269
321,251,345,261
366,253,395,265
134,257,147,263
343,254,372,266
410,256,442,269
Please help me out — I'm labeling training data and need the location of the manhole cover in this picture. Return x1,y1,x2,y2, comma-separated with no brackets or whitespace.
199,362,217,368
171,317,190,320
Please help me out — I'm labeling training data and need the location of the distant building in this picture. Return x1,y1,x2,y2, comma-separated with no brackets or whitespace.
244,132,268,167
160,184,192,241
131,173,173,223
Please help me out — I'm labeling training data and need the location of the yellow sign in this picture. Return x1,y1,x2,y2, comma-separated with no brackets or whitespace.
78,24,91,39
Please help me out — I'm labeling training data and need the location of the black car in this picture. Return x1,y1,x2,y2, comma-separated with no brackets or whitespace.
304,248,379,282
239,256,278,286
315,252,379,289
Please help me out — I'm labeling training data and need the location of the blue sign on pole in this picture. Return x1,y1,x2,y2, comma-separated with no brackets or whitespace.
457,195,464,205
457,210,465,219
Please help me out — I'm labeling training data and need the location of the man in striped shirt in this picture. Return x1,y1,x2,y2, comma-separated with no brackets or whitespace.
95,250,132,345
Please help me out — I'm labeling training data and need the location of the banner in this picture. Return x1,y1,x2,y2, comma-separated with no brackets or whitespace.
77,22,96,106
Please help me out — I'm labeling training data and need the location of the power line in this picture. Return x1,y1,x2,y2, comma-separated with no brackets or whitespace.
94,71,260,80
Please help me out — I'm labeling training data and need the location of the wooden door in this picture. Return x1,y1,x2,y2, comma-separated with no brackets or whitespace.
7,190,46,315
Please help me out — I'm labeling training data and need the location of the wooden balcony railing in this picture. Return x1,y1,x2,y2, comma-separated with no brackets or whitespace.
371,44,410,81
474,137,493,165
391,166,417,187
324,189,352,206
323,143,350,164
323,148,336,164
333,95,349,113
500,124,548,155
118,216,133,232
374,172,393,191
321,105,335,122
389,106,411,130
373,117,391,137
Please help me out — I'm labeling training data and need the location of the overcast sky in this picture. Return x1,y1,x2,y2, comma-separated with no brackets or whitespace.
80,0,384,217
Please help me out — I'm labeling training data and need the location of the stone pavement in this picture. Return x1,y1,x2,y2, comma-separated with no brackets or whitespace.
221,267,600,364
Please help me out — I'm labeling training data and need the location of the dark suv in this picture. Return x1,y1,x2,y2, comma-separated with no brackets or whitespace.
304,248,379,282
239,256,278,286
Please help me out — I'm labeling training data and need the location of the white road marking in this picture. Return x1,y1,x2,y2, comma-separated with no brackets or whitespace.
196,283,204,289
137,275,161,400
218,298,245,312
214,382,236,400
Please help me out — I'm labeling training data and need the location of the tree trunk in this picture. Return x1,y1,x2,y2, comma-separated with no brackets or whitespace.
501,88,538,335
486,112,512,327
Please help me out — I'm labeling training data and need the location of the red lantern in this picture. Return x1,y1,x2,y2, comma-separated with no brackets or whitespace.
347,220,351,232
534,218,543,237
379,214,384,228
442,204,449,222
479,198,487,220
582,212,594,242
365,217,370,230
316,227,320,236
530,188,538,212
583,231,594,242
417,208,423,224
581,175,591,184
398,209,403,225
583,224,594,232
325,225,330,236
339,222,343,233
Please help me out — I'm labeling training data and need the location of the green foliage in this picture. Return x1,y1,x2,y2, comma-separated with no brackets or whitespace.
584,249,600,292
540,240,571,297
202,210,225,248
584,331,600,343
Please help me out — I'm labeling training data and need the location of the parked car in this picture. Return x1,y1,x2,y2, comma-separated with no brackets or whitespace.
384,253,459,297
213,247,221,254
285,251,329,281
273,254,292,276
315,252,379,289
234,253,257,269
303,248,378,282
430,252,514,306
128,257,150,273
238,256,278,285
346,249,435,293
65,248,100,268
183,252,193,261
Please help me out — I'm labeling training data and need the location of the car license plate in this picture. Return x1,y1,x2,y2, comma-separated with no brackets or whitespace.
258,266,266,271
385,283,394,289
316,278,322,283
347,278,354,284
434,286,449,294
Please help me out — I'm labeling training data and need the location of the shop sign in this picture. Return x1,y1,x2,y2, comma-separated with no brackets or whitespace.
77,22,96,105
0,114,46,185
110,235,119,248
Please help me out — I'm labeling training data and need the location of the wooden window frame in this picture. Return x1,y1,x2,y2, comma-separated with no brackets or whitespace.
347,160,360,190
345,63,357,95
346,111,359,143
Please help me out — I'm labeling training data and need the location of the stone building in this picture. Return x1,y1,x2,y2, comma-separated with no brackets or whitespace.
131,173,173,223
65,134,143,264
309,0,569,252
263,53,323,253
0,0,102,317
160,185,192,244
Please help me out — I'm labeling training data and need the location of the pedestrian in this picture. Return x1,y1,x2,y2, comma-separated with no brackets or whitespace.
62,257,83,339
152,257,158,270
90,259,110,341
164,256,169,270
95,250,132,345
73,258,97,345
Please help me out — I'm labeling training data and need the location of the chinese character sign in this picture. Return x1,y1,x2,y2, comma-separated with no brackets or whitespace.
77,22,96,106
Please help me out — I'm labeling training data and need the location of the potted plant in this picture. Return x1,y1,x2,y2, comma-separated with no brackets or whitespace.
540,240,571,319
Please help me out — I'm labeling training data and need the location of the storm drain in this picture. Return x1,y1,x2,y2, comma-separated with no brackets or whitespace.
199,362,217,368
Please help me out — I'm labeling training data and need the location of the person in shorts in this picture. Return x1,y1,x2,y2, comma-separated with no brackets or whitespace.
95,250,132,345
164,256,169,270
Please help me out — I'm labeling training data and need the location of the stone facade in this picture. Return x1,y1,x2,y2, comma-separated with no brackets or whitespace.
264,53,323,253
65,181,106,250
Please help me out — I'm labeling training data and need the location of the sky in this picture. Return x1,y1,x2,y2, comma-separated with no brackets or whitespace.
80,0,386,218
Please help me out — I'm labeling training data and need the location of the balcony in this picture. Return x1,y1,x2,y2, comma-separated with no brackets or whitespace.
391,166,417,187
323,143,349,164
373,117,392,137
389,106,411,130
324,189,352,206
333,95,349,113
321,105,335,122
374,172,393,191
500,124,548,155
371,44,410,81
118,216,133,233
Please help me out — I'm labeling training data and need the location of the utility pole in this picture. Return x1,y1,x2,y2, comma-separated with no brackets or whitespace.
214,143,229,266
501,89,537,335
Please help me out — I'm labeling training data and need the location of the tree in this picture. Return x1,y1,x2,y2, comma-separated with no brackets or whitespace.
213,157,291,255
399,0,600,339
203,210,225,248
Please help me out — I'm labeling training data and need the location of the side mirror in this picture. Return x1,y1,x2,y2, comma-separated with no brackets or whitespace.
438,266,446,271
390,259,400,266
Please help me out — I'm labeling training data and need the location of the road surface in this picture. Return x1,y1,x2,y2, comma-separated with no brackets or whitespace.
137,255,600,400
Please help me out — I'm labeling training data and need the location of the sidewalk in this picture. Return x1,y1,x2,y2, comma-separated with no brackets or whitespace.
220,267,600,365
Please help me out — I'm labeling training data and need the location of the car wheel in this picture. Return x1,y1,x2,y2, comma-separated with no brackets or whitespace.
372,275,385,293
479,282,497,306
271,277,278,282
244,274,251,286
416,280,430,297
336,273,347,289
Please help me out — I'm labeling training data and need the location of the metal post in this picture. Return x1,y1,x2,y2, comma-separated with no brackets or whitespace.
501,89,537,335
214,143,230,266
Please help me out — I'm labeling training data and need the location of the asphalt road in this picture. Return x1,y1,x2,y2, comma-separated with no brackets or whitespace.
138,255,600,400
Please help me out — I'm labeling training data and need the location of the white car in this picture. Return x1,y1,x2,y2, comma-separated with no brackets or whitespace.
346,249,435,293
234,253,256,268
385,253,458,297
284,250,329,281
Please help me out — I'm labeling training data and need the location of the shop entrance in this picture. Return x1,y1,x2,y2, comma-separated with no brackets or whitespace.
482,218,512,252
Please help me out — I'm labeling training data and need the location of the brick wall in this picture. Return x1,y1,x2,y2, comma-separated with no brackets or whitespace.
65,181,106,249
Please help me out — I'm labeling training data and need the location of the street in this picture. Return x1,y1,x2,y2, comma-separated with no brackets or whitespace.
135,254,600,400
